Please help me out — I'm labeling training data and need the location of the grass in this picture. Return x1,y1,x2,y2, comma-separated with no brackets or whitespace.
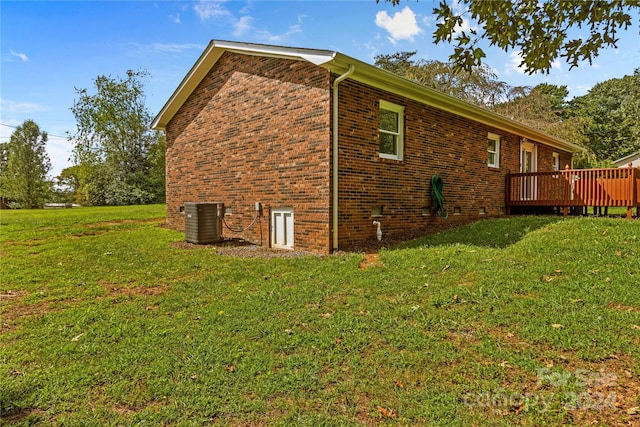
1,206,639,426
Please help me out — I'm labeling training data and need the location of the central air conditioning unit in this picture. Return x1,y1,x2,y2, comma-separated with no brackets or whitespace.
184,202,224,244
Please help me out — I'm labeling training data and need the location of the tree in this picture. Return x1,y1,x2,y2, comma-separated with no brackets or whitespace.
0,120,52,208
0,142,9,181
70,70,165,205
534,83,570,112
374,51,509,107
147,132,166,202
492,83,588,147
567,69,640,161
56,165,83,204
381,0,638,74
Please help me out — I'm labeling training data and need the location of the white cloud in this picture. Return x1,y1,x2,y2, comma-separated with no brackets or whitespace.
239,3,252,15
194,0,231,21
0,98,48,114
375,6,422,44
255,15,305,44
451,16,475,37
505,51,527,75
9,49,29,62
506,50,562,75
123,42,203,59
430,1,475,39
364,42,379,61
233,16,253,37
170,13,181,24
567,84,592,98
256,24,302,44
151,43,203,54
422,15,436,28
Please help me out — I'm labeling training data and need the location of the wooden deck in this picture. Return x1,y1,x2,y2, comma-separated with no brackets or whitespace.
506,165,640,218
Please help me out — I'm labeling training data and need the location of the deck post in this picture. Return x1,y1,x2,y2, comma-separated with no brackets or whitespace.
505,170,511,215
563,165,571,217
628,163,635,219
631,163,638,219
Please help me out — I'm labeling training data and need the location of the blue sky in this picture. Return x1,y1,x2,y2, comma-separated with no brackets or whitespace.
2,1,639,178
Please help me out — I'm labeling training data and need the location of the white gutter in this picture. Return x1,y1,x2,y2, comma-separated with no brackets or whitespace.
332,64,355,252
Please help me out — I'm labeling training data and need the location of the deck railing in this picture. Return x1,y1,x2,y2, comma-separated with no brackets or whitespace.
506,165,640,218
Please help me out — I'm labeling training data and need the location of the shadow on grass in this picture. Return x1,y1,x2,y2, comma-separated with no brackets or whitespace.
393,216,562,250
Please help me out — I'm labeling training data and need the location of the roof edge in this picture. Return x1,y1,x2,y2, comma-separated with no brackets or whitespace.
152,40,336,129
152,40,585,155
325,53,585,154
613,151,640,165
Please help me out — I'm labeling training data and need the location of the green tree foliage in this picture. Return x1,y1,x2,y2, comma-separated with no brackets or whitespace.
147,132,166,202
381,0,638,74
374,52,588,148
0,142,9,178
376,50,639,166
374,51,509,107
70,70,165,205
568,69,640,161
492,84,588,147
0,120,52,208
56,165,83,204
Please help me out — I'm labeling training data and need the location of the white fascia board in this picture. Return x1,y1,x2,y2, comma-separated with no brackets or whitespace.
324,54,586,155
215,40,336,66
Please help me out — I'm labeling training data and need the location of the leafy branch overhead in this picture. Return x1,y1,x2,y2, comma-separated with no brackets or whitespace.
381,0,638,74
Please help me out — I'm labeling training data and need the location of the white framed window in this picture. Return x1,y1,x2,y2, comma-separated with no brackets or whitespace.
488,133,501,168
552,152,560,171
379,100,404,160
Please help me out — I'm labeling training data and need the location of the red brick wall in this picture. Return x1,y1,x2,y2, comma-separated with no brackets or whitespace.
334,78,573,248
165,53,332,253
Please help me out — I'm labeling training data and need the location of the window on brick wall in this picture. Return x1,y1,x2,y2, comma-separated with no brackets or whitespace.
487,133,501,168
379,100,404,160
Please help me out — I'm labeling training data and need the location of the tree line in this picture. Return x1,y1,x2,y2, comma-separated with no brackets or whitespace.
375,51,640,167
0,70,165,209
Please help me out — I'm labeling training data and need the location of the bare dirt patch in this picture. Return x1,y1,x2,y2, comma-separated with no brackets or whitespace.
608,302,640,312
100,283,168,298
358,253,382,269
0,291,52,333
86,218,164,228
171,239,321,259
0,407,45,425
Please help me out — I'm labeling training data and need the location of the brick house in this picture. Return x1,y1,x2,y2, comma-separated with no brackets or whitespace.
152,40,584,254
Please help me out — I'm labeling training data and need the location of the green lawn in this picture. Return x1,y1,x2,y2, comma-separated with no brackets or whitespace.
1,206,639,426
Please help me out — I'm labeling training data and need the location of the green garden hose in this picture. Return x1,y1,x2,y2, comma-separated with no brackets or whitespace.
430,174,448,219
